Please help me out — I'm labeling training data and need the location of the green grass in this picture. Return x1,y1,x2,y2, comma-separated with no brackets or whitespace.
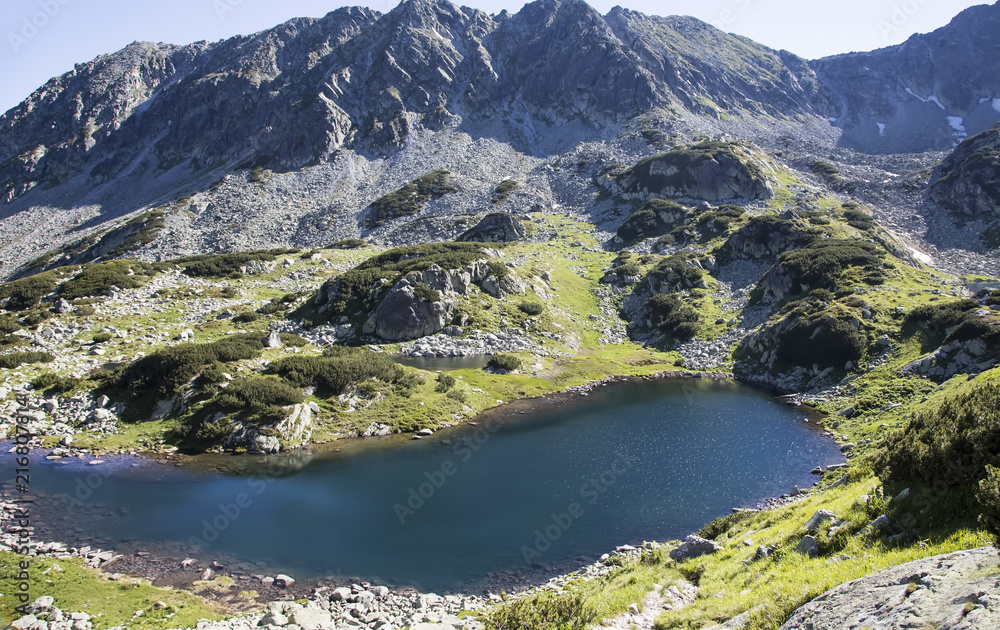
0,553,221,629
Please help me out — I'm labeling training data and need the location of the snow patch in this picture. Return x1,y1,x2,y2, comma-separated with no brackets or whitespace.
909,247,933,265
994,98,1000,113
948,117,968,143
980,96,991,104
905,88,946,110
828,117,837,124
876,122,886,137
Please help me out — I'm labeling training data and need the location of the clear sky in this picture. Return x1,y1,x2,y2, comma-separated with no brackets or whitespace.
0,0,987,115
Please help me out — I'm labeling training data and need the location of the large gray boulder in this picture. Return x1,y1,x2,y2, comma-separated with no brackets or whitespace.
669,535,722,562
778,547,1000,630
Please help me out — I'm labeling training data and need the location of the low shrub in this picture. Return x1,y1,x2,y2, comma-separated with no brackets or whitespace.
232,312,261,324
367,170,458,229
174,249,297,279
488,353,521,372
0,314,21,335
978,466,1000,550
59,260,158,299
119,333,264,398
902,299,996,352
874,383,1000,489
518,300,544,316
491,179,520,205
326,238,368,250
435,373,456,393
92,332,114,344
414,283,441,303
698,510,757,540
268,347,407,396
774,315,867,370
616,199,688,242
214,377,304,411
0,351,55,369
645,293,701,341
0,271,58,311
484,592,596,630
30,372,80,394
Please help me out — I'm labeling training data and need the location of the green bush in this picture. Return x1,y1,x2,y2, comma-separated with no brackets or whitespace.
268,348,407,396
435,373,456,393
484,592,596,630
367,170,458,229
232,312,261,324
775,315,867,370
698,510,757,540
59,260,157,300
977,466,1000,550
119,333,264,398
902,300,997,352
30,372,80,394
22,310,52,327
446,388,466,403
414,283,441,303
74,304,96,316
518,300,544,316
645,253,704,293
0,314,21,335
645,293,700,341
491,179,520,205
215,377,304,411
874,383,1000,489
174,249,297,279
0,271,58,311
278,333,308,347
841,203,875,231
770,239,885,298
616,199,689,242
92,332,114,344
488,354,522,372
0,351,55,369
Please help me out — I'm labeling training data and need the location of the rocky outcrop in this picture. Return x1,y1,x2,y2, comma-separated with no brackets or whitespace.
903,335,999,381
716,212,819,264
317,255,524,342
779,547,1000,630
226,403,314,453
928,124,1000,217
369,265,465,341
607,142,774,202
457,213,527,243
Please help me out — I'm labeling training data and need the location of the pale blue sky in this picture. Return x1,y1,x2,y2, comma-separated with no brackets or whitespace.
0,0,986,115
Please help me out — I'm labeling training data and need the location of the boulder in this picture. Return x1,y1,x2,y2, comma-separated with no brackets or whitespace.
458,213,527,243
274,574,295,588
53,298,73,314
331,586,353,601
263,330,282,348
804,509,837,533
669,535,722,561
795,535,819,557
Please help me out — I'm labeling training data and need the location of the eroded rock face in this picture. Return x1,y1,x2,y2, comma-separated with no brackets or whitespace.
928,124,1000,217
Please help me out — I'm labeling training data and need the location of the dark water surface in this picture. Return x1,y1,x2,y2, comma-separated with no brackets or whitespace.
5,379,842,592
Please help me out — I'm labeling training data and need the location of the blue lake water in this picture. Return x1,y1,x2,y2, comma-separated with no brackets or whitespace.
4,378,842,592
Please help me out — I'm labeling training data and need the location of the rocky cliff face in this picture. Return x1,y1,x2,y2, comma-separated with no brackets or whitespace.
812,1,1000,153
928,123,1000,217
